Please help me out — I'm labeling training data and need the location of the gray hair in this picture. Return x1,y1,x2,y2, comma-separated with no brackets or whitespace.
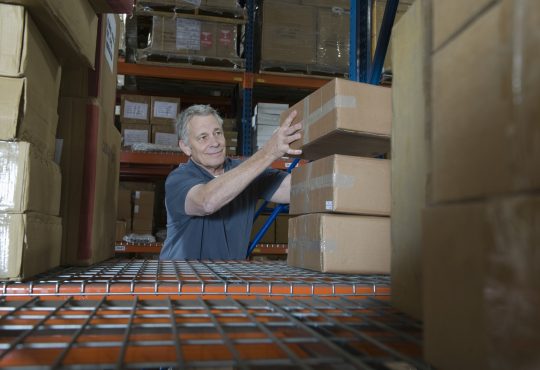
176,104,223,144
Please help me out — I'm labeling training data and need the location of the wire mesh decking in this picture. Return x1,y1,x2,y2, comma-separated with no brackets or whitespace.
0,260,390,299
0,296,428,369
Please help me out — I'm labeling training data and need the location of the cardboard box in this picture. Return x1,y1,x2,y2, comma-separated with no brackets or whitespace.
88,0,134,13
122,123,151,146
290,155,390,216
115,220,127,241
120,95,150,124
390,0,431,321
132,190,155,234
117,187,132,223
288,213,390,273
152,124,178,146
150,96,180,125
0,4,61,159
423,194,540,370
433,0,495,51
0,212,62,280
215,23,238,59
58,98,121,266
261,1,317,65
275,214,290,244
222,118,237,131
224,131,238,146
251,215,276,244
301,0,350,8
283,78,391,160
151,16,218,57
317,8,349,71
0,142,61,215
431,0,540,204
3,0,98,67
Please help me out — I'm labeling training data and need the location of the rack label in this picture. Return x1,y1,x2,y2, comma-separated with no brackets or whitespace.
115,245,126,251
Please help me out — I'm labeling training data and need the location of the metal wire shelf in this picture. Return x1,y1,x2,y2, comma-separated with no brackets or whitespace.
0,260,390,299
0,296,427,369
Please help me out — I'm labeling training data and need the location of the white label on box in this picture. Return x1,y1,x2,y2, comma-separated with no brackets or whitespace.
134,205,140,214
134,191,141,199
154,101,178,119
123,129,149,146
105,14,117,73
123,101,148,120
155,132,179,147
176,18,201,50
325,201,333,210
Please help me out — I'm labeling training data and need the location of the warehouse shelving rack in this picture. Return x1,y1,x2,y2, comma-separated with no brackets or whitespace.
114,242,288,256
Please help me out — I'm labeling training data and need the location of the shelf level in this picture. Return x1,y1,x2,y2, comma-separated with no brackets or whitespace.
114,243,288,256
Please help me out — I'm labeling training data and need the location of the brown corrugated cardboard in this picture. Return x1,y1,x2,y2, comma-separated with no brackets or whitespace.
290,155,390,215
0,212,62,280
288,213,390,273
432,0,495,51
431,0,540,204
301,0,350,8
390,0,431,321
3,0,98,67
150,96,180,125
283,78,391,160
222,118,237,131
152,124,178,146
224,131,238,146
423,194,540,370
58,98,121,266
317,8,349,71
120,95,150,124
115,220,127,241
275,215,290,244
88,0,134,14
261,1,317,65
132,190,155,234
251,215,276,244
122,123,151,146
117,188,132,223
215,23,238,59
0,142,61,215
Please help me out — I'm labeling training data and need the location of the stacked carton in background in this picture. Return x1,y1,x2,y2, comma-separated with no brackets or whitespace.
252,103,289,150
392,0,540,368
284,78,392,273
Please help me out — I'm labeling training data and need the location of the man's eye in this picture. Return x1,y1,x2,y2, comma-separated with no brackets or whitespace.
198,136,207,142
215,131,223,136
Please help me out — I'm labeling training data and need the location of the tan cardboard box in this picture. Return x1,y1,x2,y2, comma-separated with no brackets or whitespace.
0,4,61,159
390,0,431,321
251,215,276,244
120,95,150,124
117,187,132,224
3,0,98,67
0,142,61,215
431,0,540,204
58,98,121,266
261,1,317,65
290,154,390,215
150,96,180,125
423,194,540,370
317,8,349,71
282,78,391,160
0,212,62,281
222,118,237,131
115,220,127,241
152,124,178,146
288,213,390,273
132,190,154,234
224,131,238,146
302,0,350,8
433,0,495,51
122,123,151,146
215,23,238,59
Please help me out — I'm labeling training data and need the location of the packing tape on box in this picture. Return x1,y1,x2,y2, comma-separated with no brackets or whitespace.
302,94,357,144
290,173,356,196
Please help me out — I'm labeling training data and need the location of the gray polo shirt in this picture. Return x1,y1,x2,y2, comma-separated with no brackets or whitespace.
160,158,287,260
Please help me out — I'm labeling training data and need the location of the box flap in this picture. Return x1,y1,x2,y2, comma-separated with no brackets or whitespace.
0,4,25,76
0,77,25,138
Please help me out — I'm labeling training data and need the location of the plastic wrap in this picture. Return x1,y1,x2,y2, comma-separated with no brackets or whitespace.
122,233,157,244
131,142,183,152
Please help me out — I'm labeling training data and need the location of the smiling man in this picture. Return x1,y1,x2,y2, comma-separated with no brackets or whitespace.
160,104,301,260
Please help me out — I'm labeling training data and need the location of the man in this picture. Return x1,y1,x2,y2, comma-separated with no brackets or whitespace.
160,104,301,260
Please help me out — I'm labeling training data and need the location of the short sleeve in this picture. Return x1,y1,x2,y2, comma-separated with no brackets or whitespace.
165,166,206,219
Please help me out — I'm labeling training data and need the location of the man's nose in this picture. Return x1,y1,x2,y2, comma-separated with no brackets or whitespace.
208,134,221,146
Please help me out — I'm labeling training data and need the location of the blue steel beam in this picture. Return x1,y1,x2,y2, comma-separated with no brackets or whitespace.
241,0,255,155
349,0,371,82
369,0,398,84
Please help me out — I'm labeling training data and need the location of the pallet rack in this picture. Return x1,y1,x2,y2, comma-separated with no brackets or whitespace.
0,260,429,369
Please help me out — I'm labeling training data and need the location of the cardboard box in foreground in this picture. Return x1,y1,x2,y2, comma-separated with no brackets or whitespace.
288,213,390,274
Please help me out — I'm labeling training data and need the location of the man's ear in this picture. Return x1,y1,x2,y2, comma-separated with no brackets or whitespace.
179,140,191,156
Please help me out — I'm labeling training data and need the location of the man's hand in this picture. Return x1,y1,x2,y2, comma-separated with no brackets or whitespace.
261,110,302,160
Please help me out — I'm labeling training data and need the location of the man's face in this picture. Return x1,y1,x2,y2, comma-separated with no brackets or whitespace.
180,114,226,174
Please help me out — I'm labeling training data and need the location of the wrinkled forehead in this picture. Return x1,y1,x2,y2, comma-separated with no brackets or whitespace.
187,114,222,135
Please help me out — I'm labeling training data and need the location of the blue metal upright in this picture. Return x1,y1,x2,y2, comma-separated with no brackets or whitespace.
349,0,372,83
369,0,399,84
241,0,255,155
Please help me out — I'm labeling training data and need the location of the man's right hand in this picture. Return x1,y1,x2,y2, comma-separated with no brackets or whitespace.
261,110,303,160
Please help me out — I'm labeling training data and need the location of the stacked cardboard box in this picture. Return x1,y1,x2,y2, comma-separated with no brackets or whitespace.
150,96,180,147
58,13,122,266
283,78,392,273
222,118,238,155
117,182,156,237
0,4,63,280
120,94,151,146
253,103,289,150
392,0,540,367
